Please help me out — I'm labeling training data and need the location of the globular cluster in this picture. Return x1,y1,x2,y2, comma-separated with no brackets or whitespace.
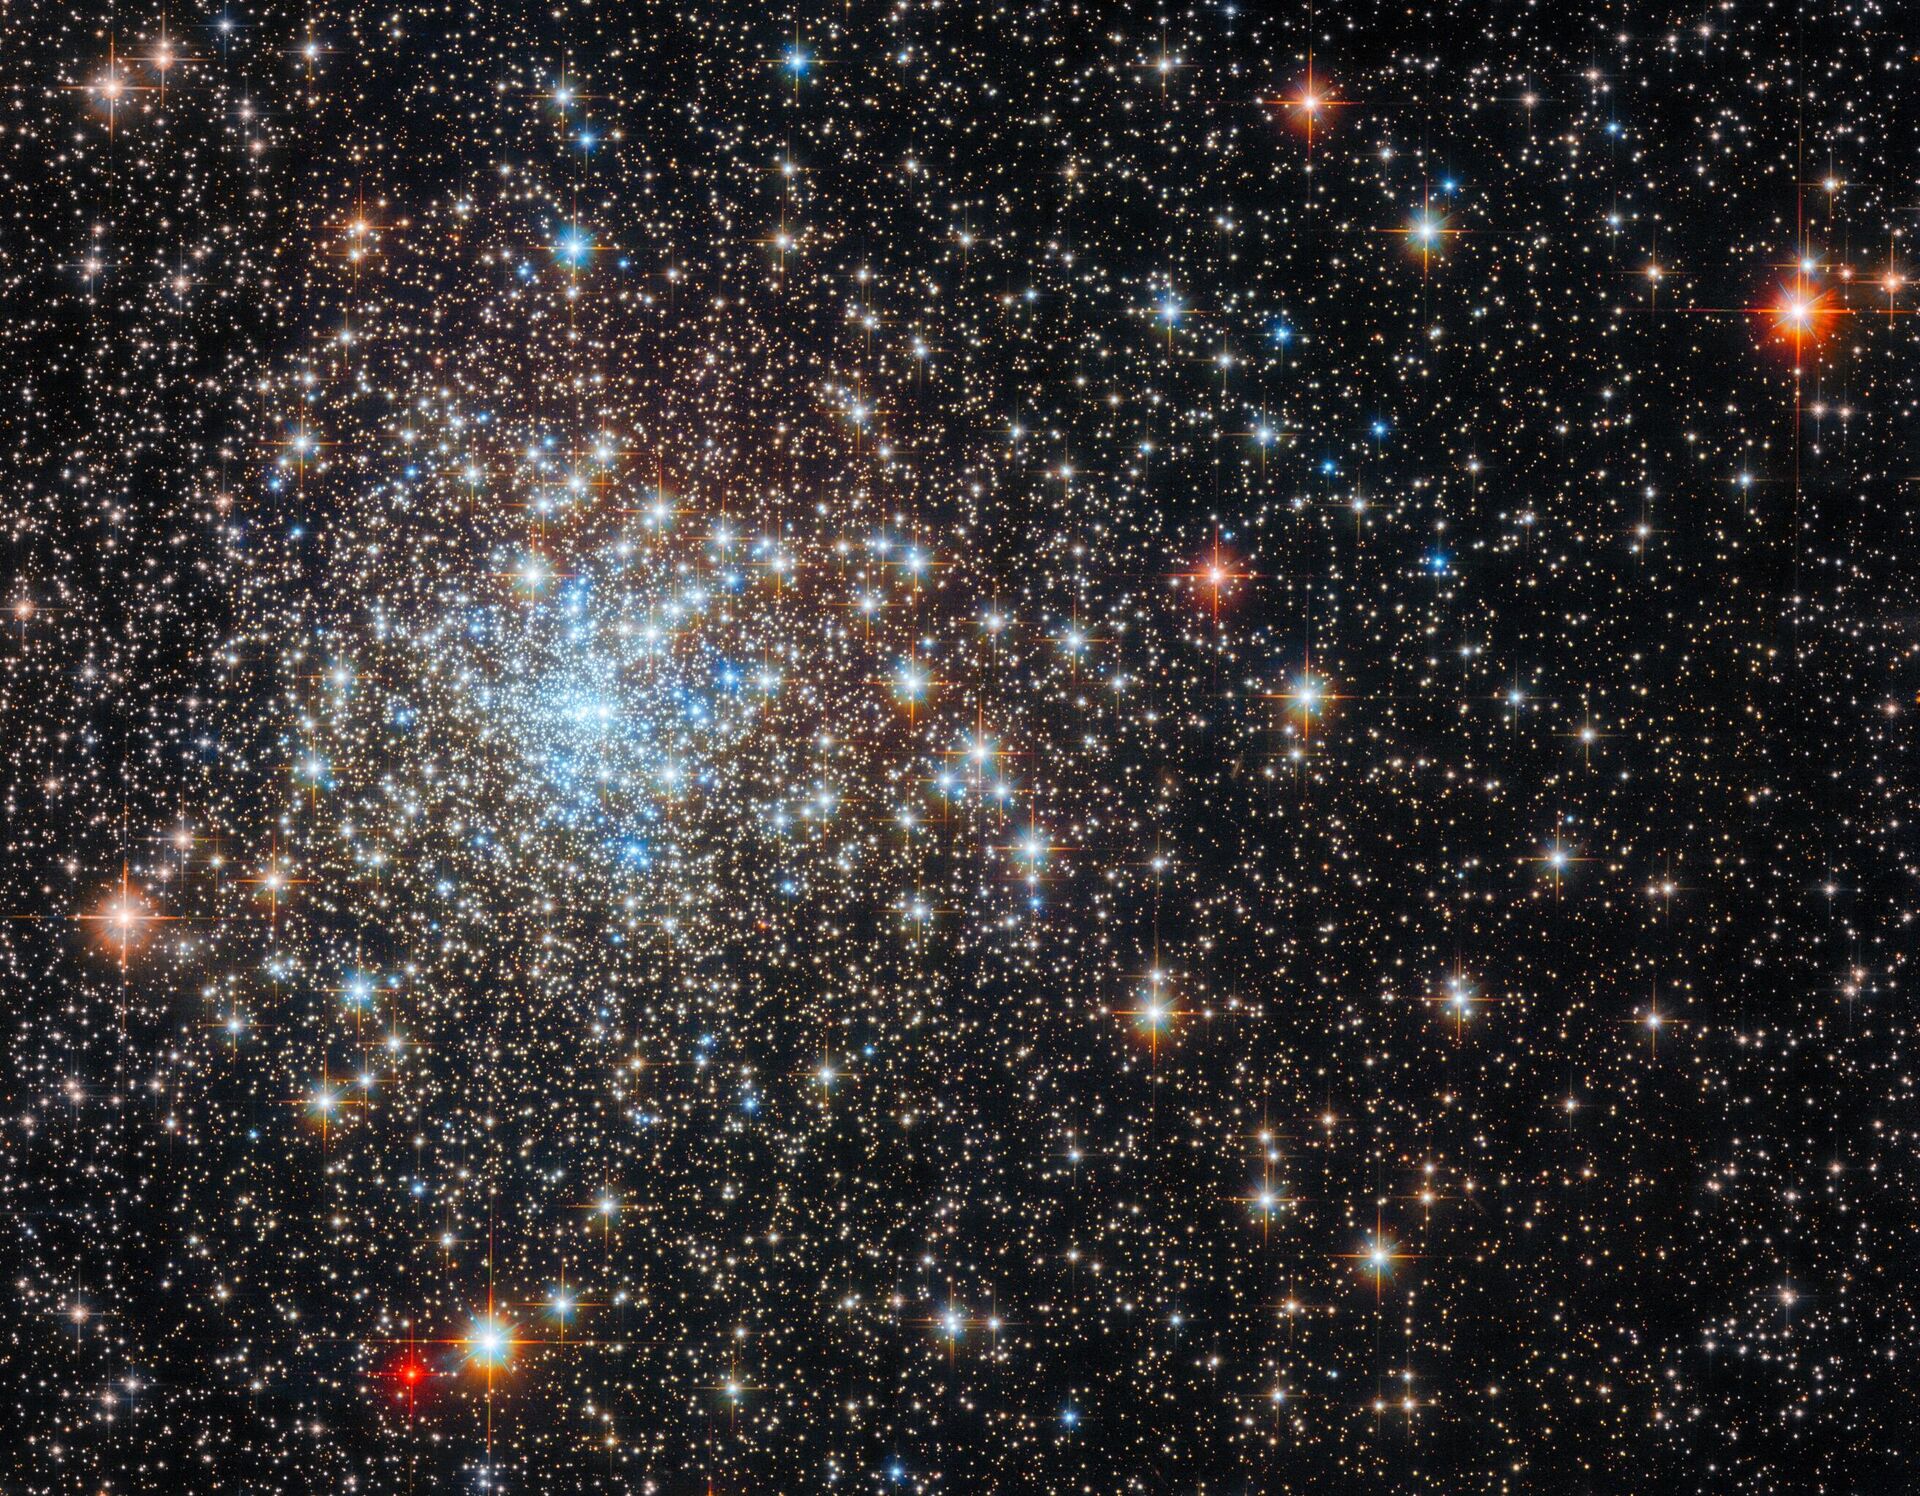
3,1,1917,1491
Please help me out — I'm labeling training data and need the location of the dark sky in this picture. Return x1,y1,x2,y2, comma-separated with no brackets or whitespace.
2,2,1914,1491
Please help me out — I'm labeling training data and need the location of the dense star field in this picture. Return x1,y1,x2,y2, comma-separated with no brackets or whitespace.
3,0,1916,1490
